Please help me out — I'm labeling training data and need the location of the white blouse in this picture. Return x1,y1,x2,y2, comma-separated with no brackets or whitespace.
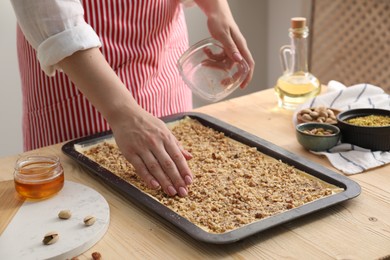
10,0,101,76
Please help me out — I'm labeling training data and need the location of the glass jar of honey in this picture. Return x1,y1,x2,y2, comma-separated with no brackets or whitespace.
14,155,64,199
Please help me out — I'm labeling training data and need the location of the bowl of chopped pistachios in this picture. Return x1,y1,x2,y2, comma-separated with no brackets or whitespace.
296,122,341,151
337,108,390,151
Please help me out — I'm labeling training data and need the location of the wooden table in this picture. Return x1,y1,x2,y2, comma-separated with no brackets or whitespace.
1,88,390,259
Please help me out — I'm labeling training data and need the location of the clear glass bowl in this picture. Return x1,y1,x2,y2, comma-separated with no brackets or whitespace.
178,38,249,102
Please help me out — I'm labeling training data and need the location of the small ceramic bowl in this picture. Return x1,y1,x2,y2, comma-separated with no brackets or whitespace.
296,122,341,151
177,38,249,102
337,108,390,151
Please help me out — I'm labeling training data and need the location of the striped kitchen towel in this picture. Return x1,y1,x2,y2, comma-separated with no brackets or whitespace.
294,81,390,174
313,143,390,175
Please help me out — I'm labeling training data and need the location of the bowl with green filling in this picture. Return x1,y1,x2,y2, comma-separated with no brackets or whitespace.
337,108,390,151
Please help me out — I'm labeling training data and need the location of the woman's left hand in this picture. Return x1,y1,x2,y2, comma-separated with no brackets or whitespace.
195,0,255,89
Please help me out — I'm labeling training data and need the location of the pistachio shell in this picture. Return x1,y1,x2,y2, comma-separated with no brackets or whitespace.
309,111,319,118
318,110,328,118
326,118,337,124
327,109,335,116
84,215,96,226
317,117,326,122
43,231,59,245
58,210,72,219
302,114,313,121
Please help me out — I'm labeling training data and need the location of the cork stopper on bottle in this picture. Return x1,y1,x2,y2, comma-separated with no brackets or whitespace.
291,17,306,29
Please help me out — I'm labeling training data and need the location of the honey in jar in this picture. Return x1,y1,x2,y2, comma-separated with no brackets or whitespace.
14,155,64,199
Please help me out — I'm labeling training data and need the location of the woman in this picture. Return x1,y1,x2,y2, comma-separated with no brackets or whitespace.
10,0,254,197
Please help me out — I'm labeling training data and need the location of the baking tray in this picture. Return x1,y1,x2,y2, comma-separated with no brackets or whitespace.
62,112,361,244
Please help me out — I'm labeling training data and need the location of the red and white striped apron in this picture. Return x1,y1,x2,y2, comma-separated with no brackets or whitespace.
17,0,192,151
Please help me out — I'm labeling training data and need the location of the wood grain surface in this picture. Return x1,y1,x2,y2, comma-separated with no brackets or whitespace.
1,88,389,259
0,181,24,235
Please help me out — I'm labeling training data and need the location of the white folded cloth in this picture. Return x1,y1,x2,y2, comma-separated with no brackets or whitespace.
294,81,390,174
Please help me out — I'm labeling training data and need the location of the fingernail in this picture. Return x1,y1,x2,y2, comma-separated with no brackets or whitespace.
184,150,193,160
233,52,243,62
178,187,188,197
150,179,160,189
184,175,192,185
167,185,177,196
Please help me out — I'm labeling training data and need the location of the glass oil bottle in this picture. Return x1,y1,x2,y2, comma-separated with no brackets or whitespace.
274,17,321,110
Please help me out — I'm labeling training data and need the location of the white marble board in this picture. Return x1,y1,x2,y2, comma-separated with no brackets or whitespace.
0,181,110,260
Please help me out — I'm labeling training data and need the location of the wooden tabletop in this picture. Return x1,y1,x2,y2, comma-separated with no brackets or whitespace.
1,88,390,259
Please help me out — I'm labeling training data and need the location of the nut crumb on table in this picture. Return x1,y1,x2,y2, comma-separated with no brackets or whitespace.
91,252,102,260
82,117,343,233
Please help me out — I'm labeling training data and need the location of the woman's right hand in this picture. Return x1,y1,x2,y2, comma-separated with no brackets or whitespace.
109,107,193,197
58,48,193,197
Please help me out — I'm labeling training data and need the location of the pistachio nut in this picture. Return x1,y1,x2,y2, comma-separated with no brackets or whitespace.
58,209,72,219
43,231,59,245
298,106,338,124
84,215,96,226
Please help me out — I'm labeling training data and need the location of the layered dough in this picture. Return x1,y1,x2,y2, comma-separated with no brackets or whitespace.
82,117,343,233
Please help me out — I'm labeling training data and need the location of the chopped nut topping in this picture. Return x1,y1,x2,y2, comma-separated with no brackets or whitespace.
83,117,343,233
346,114,390,126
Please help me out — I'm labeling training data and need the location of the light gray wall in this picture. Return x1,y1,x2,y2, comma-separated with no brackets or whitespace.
0,1,23,156
267,0,311,88
0,0,308,156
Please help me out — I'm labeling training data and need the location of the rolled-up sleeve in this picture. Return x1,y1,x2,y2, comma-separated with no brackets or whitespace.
10,0,101,76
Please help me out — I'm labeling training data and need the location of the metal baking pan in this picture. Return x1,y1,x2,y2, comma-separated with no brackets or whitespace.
62,112,361,244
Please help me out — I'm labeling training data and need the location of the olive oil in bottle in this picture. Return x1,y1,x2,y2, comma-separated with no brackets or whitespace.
275,17,320,110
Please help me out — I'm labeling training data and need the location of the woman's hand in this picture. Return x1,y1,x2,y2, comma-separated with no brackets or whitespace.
195,0,255,88
110,107,193,197
59,48,193,197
